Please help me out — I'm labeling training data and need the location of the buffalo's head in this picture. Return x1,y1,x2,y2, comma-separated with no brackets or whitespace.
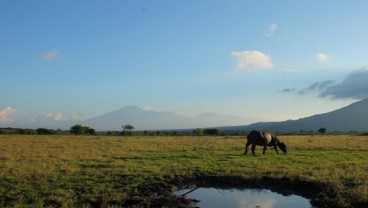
278,142,287,154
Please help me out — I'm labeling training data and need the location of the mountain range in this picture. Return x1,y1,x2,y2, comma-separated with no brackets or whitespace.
80,98,368,132
80,106,254,131
220,98,368,132
7,98,368,132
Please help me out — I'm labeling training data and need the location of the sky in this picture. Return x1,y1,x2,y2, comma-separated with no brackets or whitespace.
1,0,368,127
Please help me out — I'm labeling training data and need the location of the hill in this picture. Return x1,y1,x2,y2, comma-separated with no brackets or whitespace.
81,106,253,131
221,98,368,132
8,99,368,132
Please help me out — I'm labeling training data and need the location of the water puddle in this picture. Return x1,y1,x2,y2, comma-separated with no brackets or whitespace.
176,187,314,208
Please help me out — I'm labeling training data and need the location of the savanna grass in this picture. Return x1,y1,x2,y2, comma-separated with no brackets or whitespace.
0,134,367,207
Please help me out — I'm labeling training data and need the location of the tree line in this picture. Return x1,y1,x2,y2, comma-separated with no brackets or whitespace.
0,125,223,136
2,125,364,136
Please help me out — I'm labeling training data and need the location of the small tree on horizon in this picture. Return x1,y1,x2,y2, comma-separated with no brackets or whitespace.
70,125,85,135
203,128,220,136
122,124,134,135
318,128,327,135
192,128,203,136
37,128,53,135
70,125,95,135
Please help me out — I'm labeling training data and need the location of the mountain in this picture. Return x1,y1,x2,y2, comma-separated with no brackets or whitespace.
10,98,368,132
81,106,253,131
220,98,368,132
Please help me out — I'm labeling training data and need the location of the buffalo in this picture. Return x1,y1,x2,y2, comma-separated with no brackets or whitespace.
244,130,287,155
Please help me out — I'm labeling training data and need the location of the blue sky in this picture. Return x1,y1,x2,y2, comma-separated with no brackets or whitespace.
1,0,368,127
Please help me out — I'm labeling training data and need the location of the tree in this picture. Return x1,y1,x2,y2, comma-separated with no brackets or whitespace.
37,128,53,135
203,128,220,136
17,129,26,134
192,128,203,136
70,125,85,135
84,127,96,135
318,128,327,135
70,125,95,135
123,124,134,131
122,124,134,135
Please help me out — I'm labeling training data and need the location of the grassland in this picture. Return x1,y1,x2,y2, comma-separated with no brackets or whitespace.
0,134,368,207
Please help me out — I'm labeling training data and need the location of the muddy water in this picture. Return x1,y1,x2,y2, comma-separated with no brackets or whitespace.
176,187,313,208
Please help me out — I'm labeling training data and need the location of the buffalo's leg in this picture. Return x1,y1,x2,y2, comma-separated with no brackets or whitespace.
251,144,256,156
273,144,279,154
244,142,251,155
263,146,267,154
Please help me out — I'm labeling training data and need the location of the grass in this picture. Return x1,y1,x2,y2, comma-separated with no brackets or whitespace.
0,134,368,207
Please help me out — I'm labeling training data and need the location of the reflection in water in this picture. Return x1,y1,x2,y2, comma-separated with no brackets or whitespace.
176,187,313,208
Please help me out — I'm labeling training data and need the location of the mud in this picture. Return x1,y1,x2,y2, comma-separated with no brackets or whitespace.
124,175,366,208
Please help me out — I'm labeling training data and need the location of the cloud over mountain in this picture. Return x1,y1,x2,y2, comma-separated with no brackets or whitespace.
44,113,63,121
282,67,368,100
319,67,368,99
301,80,334,95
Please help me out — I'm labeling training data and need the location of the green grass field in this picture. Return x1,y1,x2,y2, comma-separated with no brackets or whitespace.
0,134,368,207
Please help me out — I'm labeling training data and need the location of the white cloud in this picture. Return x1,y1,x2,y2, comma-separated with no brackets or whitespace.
53,113,63,121
265,24,278,37
71,112,84,120
0,107,17,124
142,106,155,111
45,113,54,119
317,52,329,62
42,49,60,61
231,50,273,70
44,112,63,121
283,68,297,74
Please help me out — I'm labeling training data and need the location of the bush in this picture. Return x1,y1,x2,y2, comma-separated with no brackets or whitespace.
203,128,220,136
37,128,54,135
70,125,95,135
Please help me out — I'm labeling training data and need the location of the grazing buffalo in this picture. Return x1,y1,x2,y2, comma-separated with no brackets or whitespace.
244,130,287,156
